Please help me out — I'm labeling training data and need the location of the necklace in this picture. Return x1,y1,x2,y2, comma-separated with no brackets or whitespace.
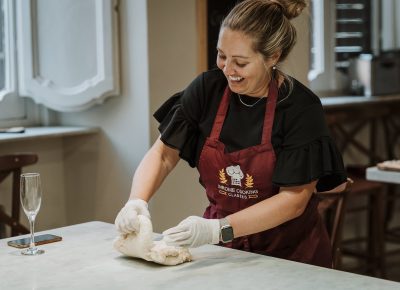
237,94,265,108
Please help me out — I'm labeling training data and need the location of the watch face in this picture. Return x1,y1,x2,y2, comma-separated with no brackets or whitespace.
221,226,234,242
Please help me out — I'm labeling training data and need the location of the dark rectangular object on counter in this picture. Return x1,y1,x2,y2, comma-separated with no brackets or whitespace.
0,127,25,133
349,51,400,96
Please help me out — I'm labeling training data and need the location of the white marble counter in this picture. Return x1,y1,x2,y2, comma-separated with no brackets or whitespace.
0,222,398,290
367,167,400,184
0,126,99,143
320,94,400,110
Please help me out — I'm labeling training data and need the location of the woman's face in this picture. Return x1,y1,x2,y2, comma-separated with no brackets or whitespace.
216,28,276,97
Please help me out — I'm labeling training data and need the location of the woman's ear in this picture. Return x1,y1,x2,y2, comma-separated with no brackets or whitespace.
264,51,282,68
271,51,281,65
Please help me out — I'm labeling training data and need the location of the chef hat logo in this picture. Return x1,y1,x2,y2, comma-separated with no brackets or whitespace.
226,165,244,186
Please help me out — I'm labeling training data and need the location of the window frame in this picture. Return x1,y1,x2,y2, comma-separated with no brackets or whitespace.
308,0,339,94
308,0,324,82
0,0,17,101
0,0,38,127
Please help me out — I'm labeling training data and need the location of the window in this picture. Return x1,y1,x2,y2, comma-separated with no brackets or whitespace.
0,0,34,126
0,0,5,90
335,0,371,72
0,0,120,123
308,0,338,93
309,0,400,94
381,0,400,51
308,0,325,81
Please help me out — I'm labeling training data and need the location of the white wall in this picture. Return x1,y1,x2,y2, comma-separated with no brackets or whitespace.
56,0,209,232
57,0,150,224
147,0,208,232
281,6,310,85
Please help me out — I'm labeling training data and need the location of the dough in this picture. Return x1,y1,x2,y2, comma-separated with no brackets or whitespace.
149,240,192,266
113,215,192,266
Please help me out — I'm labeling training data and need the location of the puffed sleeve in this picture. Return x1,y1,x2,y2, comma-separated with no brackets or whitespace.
153,74,205,167
272,103,347,192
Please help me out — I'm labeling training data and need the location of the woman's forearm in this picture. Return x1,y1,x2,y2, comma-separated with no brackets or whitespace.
226,181,316,238
129,138,180,202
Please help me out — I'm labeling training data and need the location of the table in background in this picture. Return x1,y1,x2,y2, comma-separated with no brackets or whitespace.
322,96,400,277
366,166,400,228
367,166,400,275
367,167,400,185
321,95,400,164
1,222,399,290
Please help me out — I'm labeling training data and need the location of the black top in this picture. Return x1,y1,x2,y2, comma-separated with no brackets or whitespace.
154,69,346,191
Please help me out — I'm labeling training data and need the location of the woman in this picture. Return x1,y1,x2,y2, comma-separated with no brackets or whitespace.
115,0,347,268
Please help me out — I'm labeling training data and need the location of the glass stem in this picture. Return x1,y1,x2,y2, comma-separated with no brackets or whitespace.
29,216,36,249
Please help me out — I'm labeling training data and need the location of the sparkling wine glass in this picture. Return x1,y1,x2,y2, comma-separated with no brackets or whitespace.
20,173,44,255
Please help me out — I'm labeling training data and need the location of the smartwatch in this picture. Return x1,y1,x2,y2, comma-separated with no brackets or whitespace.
219,218,234,243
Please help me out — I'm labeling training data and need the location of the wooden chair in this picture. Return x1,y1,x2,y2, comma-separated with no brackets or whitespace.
341,167,386,278
326,110,390,277
316,178,353,269
0,153,38,237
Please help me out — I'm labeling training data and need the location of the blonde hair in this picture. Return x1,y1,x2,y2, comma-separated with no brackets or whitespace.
221,0,307,91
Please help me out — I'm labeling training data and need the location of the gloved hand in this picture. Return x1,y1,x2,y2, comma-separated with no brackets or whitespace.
113,214,192,266
162,216,220,248
115,199,150,234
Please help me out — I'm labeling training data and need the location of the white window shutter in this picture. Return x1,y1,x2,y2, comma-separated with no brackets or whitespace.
16,0,120,112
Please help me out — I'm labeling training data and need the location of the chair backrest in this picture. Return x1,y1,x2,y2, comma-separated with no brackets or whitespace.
0,153,38,182
315,178,353,269
0,153,38,236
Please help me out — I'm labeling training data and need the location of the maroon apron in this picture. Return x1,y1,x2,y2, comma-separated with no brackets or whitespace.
197,80,332,267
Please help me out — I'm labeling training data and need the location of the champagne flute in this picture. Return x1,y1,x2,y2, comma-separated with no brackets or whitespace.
20,173,44,255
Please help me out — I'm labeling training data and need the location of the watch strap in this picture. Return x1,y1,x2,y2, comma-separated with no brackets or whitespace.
219,218,234,243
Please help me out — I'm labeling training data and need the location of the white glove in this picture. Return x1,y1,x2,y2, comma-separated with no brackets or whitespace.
113,215,192,266
162,216,220,248
115,199,150,234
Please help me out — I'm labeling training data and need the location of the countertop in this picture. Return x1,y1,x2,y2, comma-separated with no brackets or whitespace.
0,221,398,290
367,167,400,184
0,126,99,143
320,94,400,110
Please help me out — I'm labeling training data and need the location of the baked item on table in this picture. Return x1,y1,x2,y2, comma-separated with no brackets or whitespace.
377,160,400,172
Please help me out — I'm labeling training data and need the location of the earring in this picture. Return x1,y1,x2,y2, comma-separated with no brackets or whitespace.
271,64,277,80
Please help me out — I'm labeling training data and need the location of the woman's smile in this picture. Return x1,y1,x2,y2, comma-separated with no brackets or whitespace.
216,28,272,97
227,75,245,88
228,75,244,82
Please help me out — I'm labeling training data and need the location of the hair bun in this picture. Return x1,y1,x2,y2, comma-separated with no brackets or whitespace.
271,0,307,20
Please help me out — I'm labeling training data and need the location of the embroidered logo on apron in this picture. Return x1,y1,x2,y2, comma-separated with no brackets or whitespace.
218,165,258,199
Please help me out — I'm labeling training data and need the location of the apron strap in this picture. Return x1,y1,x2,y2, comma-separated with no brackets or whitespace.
261,80,278,144
210,86,231,139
